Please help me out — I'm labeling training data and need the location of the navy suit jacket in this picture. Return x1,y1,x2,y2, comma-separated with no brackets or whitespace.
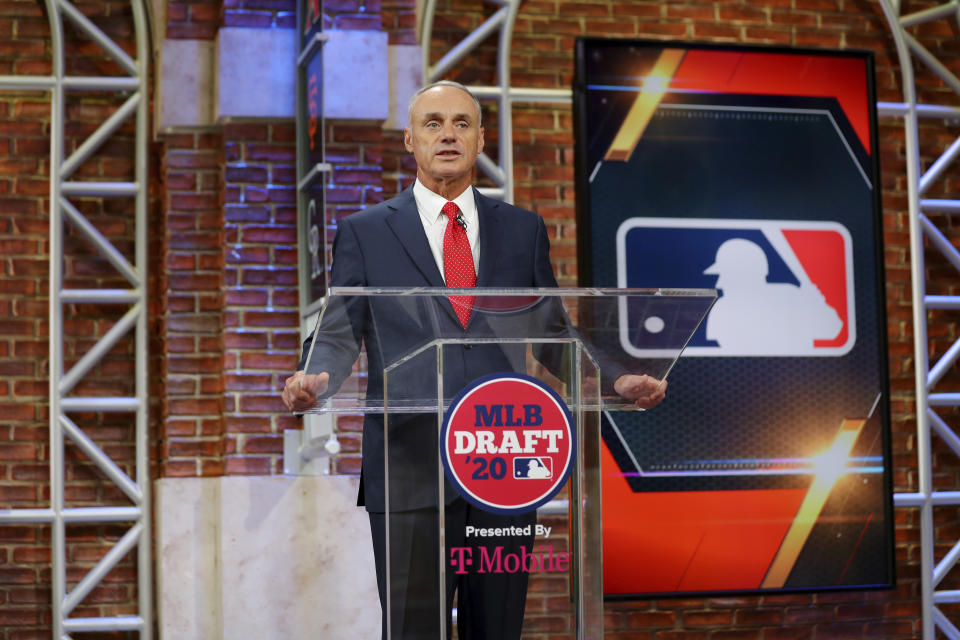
301,187,561,512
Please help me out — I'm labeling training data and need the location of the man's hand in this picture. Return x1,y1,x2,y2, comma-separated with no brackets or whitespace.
281,370,330,412
613,374,667,410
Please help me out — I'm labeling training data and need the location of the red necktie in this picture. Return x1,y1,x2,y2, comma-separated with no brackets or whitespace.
442,201,476,328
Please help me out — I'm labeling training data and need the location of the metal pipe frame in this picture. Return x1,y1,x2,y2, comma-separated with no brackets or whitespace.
421,0,523,203
879,1,960,639
0,0,152,637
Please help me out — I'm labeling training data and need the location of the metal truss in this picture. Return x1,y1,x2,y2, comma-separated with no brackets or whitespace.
0,0,151,637
420,0,569,204
879,1,960,639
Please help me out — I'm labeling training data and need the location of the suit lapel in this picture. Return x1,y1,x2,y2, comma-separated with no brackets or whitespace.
385,187,463,327
385,189,445,287
475,188,503,288
385,187,505,327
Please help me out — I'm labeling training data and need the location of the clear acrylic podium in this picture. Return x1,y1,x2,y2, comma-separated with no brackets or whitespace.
300,287,715,640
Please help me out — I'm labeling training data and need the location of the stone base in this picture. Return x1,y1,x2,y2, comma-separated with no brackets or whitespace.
156,475,379,640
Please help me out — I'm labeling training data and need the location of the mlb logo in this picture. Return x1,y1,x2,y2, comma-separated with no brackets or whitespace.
514,457,553,480
616,218,855,357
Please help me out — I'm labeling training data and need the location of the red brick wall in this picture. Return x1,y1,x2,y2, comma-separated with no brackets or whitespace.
221,120,300,475
166,1,222,38
0,75,55,634
160,130,226,478
382,0,417,44
157,116,400,479
156,119,388,479
324,120,386,474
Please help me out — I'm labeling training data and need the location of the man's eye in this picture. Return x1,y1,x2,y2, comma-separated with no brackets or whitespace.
456,122,468,128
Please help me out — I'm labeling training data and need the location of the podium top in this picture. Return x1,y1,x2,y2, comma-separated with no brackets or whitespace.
301,287,716,413
325,286,717,297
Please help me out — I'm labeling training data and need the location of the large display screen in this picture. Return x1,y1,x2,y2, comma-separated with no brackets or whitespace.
573,39,894,597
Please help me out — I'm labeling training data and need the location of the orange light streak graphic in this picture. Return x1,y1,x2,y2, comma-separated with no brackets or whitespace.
604,49,685,162
760,418,866,588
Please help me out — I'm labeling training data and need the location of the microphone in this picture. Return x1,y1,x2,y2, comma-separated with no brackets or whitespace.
455,213,467,231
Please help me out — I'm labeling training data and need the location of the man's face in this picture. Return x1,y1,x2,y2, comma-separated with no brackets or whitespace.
404,86,485,191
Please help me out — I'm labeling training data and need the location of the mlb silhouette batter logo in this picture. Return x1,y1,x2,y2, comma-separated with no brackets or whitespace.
616,218,855,357
514,457,552,479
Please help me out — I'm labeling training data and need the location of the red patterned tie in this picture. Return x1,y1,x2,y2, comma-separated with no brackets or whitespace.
442,201,476,328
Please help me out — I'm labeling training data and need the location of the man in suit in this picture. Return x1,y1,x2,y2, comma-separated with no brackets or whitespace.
282,81,665,639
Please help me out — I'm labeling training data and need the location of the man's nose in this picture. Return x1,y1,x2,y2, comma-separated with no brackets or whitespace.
439,121,457,139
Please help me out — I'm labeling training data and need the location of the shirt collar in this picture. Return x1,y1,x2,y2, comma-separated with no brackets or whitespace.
413,179,477,225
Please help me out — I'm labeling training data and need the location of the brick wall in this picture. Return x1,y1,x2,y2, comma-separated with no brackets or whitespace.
382,0,417,44
0,76,54,635
160,130,226,478
221,120,300,475
324,120,386,474
160,0,391,482
156,118,388,479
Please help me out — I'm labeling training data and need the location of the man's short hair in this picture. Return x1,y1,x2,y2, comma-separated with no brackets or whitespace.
407,80,483,128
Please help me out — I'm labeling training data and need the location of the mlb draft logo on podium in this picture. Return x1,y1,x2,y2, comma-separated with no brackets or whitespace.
440,374,575,515
616,217,856,358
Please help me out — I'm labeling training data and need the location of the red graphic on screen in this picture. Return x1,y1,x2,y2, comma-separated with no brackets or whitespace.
672,51,871,154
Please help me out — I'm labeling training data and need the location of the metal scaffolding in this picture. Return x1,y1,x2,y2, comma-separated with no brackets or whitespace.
420,0,569,204
0,0,152,637
880,2,960,638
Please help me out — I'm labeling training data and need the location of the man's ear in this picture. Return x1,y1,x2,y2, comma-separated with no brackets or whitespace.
477,126,485,154
403,128,413,152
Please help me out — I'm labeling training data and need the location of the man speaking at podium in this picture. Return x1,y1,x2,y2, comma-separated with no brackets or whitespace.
281,81,664,639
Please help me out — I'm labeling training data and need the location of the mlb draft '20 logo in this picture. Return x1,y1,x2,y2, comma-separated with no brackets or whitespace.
441,374,575,514
616,218,856,357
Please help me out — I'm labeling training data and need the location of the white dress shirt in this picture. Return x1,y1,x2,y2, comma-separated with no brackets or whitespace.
412,179,480,282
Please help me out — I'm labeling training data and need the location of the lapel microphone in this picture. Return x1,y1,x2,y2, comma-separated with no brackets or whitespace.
455,213,467,231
